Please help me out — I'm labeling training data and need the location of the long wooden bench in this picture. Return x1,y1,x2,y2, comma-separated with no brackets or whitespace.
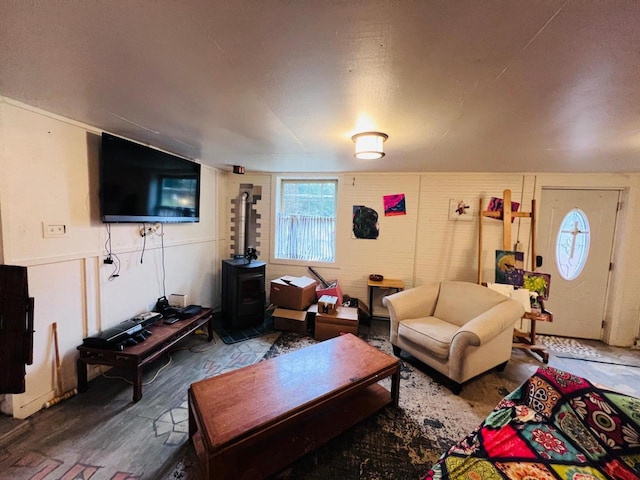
77,308,213,402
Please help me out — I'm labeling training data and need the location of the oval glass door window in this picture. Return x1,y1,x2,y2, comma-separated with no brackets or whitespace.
555,208,590,280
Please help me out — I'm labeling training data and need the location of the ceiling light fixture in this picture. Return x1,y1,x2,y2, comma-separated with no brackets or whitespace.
351,131,388,160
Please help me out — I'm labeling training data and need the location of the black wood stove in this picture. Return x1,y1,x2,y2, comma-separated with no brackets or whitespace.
221,258,266,330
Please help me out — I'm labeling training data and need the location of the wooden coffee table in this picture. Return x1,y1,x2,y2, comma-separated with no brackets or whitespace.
188,333,400,480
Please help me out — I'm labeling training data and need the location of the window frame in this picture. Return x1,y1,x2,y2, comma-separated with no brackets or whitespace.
270,174,342,268
555,208,591,281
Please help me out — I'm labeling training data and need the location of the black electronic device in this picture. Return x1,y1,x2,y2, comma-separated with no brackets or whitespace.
177,304,202,319
99,132,201,224
154,296,180,318
82,312,161,350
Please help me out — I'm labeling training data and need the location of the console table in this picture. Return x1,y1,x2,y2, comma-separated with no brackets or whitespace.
77,308,213,402
368,278,404,320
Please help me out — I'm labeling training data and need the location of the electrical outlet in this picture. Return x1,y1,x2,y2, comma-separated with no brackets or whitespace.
139,223,161,237
43,222,68,238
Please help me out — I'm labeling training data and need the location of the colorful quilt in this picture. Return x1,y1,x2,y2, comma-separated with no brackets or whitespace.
425,366,640,479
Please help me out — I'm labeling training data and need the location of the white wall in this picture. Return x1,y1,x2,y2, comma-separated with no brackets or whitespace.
3,96,639,418
224,171,640,348
0,99,221,418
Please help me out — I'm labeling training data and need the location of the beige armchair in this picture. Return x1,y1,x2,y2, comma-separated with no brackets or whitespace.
382,281,524,393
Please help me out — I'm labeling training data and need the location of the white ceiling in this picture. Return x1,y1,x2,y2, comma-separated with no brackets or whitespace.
2,1,640,173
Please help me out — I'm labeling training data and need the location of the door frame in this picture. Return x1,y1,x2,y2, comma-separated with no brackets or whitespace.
537,187,619,340
532,173,640,346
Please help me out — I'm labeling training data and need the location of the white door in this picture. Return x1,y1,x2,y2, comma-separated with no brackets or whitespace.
535,189,619,339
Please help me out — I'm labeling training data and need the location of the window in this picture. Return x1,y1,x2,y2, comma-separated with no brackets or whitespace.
555,208,590,280
274,179,337,263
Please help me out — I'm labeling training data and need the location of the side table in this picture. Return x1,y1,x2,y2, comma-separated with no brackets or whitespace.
367,278,404,320
513,308,553,363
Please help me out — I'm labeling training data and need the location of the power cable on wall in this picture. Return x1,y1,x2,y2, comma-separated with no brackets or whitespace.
140,222,147,264
104,223,120,280
138,222,166,296
160,223,167,298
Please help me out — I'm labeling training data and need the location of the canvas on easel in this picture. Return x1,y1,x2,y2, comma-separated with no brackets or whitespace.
487,197,520,223
523,271,551,300
495,250,524,286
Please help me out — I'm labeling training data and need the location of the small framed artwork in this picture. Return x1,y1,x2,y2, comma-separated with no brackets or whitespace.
523,271,551,300
352,205,379,239
495,250,524,286
448,199,473,221
383,194,406,216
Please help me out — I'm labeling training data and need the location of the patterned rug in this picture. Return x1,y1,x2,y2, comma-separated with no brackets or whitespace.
537,334,602,358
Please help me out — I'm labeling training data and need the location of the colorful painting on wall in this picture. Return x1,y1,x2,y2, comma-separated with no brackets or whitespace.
352,205,379,239
383,194,406,216
495,250,524,286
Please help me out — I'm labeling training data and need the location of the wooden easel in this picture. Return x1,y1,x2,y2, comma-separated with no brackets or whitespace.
477,189,551,363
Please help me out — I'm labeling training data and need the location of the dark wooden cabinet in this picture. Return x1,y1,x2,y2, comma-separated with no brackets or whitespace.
0,265,34,394
221,259,266,330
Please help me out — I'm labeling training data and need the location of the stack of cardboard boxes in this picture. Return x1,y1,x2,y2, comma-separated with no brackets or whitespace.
270,276,360,341
270,276,317,334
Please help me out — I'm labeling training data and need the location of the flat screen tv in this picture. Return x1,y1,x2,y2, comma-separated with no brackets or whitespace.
100,132,201,223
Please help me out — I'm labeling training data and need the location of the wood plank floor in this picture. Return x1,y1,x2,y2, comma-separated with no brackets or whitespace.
0,321,638,480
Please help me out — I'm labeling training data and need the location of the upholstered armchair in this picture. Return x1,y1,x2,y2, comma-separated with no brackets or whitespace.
382,281,524,393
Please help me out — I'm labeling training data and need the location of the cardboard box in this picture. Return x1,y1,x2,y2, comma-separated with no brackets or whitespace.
270,276,318,310
273,308,308,334
314,306,358,341
315,280,343,305
318,295,338,314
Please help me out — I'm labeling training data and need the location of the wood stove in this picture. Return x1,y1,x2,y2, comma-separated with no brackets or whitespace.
221,258,266,330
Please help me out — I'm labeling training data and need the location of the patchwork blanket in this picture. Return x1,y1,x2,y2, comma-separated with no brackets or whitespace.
425,366,640,479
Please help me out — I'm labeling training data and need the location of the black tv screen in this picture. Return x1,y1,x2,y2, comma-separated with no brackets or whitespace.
100,133,201,223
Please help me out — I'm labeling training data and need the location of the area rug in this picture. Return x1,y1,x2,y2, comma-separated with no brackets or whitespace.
163,330,521,480
212,313,276,344
537,334,602,358
257,331,520,480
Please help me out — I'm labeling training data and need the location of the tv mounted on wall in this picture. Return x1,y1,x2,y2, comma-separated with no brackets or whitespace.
100,132,201,223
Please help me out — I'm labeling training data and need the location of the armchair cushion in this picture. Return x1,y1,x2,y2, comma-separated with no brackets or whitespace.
433,281,513,327
399,317,458,361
